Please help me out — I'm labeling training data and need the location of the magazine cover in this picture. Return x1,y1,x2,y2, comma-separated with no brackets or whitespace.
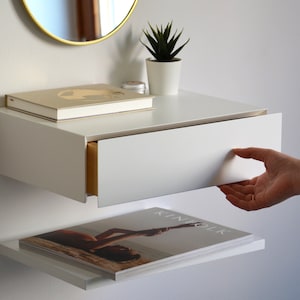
19,207,253,280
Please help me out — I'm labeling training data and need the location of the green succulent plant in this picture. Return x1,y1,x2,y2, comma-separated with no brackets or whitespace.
140,21,190,62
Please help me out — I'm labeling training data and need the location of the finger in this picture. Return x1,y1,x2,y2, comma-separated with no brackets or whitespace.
222,182,254,194
219,177,257,189
219,181,254,196
233,147,271,162
218,184,236,195
225,194,255,211
219,185,254,203
227,190,266,210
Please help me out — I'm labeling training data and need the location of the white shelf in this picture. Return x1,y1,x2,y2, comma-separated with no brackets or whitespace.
0,237,264,290
0,90,268,141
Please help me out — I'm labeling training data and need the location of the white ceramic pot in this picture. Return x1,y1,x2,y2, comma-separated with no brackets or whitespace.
146,58,182,95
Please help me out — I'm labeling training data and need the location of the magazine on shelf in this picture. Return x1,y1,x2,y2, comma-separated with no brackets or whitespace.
5,83,153,121
19,207,254,281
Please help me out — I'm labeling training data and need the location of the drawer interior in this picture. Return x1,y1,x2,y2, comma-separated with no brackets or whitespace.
86,141,98,196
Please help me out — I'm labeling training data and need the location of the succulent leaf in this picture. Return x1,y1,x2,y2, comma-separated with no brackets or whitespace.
140,22,189,62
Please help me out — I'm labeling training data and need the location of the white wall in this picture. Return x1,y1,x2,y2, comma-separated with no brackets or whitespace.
1,0,300,299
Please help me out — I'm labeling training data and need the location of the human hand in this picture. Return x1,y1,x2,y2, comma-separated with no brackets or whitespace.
219,147,300,211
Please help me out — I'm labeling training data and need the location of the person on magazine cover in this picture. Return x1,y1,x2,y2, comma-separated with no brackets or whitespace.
36,222,200,262
219,147,300,211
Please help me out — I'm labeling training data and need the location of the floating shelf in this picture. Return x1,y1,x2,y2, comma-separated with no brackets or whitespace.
0,236,264,290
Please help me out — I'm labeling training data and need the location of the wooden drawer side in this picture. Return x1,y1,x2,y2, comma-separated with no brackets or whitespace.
86,142,98,196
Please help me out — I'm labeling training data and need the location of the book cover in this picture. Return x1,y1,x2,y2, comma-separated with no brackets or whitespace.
5,83,153,121
19,207,253,281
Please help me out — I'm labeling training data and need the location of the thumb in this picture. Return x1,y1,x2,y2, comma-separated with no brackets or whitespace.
233,147,270,163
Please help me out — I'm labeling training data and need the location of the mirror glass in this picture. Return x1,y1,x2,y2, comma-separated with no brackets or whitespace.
23,0,137,45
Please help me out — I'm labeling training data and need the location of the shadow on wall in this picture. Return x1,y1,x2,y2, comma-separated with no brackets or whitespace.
108,27,145,85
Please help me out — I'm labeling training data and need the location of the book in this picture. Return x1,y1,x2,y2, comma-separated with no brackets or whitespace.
19,207,255,281
5,84,153,121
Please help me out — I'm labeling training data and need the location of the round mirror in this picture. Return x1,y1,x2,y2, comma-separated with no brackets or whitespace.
22,0,138,45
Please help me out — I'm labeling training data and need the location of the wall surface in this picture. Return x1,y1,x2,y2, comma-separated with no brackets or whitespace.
1,0,300,299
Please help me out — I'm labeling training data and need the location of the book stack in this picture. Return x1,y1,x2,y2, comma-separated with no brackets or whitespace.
5,83,153,121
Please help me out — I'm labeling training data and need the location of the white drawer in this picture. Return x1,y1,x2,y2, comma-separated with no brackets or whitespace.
87,113,281,207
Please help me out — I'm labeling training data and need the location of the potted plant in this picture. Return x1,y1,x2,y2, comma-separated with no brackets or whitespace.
140,21,190,95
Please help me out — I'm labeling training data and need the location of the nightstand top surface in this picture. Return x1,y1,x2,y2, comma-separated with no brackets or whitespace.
0,90,266,141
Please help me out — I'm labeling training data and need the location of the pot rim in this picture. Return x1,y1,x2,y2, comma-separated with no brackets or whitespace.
146,57,182,63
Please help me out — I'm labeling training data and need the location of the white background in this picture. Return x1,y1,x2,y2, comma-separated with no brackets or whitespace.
0,0,299,299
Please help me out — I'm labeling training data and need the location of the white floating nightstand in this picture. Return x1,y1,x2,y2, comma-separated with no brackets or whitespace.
0,90,282,289
0,90,281,205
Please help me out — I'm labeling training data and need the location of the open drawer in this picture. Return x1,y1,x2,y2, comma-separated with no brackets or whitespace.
87,113,282,207
0,91,282,205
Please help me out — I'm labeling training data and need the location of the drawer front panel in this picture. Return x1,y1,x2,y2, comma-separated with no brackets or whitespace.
97,114,281,206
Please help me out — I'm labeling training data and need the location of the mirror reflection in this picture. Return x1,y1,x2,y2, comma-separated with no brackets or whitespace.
23,0,137,45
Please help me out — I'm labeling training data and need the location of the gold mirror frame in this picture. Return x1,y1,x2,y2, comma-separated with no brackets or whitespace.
22,0,138,46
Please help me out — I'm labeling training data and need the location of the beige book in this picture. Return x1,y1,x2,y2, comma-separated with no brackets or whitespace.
5,83,153,121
